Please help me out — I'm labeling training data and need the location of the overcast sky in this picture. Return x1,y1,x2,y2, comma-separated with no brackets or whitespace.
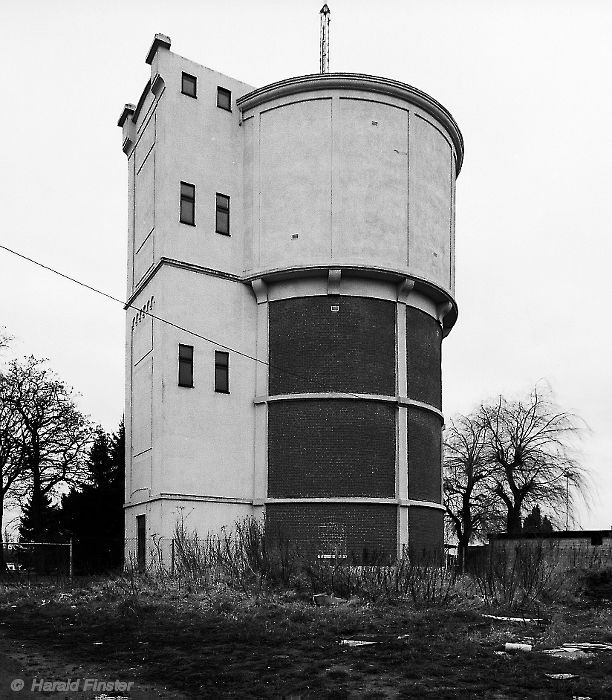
1,0,610,530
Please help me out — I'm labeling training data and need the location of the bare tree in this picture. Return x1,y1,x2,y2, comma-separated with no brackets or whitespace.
0,328,12,350
481,385,586,534
4,357,94,541
444,413,503,569
0,374,28,567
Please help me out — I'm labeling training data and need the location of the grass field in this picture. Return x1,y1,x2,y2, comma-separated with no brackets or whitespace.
0,572,610,699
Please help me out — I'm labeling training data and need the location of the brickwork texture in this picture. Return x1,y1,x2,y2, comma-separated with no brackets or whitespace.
266,503,398,562
407,406,443,503
268,399,396,498
408,506,444,558
406,306,442,409
269,296,396,395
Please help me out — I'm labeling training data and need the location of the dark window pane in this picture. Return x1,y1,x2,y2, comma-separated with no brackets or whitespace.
182,73,197,97
216,193,229,210
217,87,231,111
181,182,195,199
215,351,229,392
179,344,193,360
178,344,194,387
215,193,230,234
215,367,228,392
180,199,195,225
216,209,229,234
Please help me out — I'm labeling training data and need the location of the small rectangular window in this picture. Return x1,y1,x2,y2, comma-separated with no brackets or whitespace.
217,86,232,111
178,344,194,387
180,182,195,225
215,351,229,393
215,193,230,235
182,72,197,98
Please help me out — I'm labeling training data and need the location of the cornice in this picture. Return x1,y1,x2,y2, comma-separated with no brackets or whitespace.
126,258,459,333
237,72,464,174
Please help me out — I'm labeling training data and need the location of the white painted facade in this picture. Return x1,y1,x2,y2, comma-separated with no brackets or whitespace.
119,35,463,564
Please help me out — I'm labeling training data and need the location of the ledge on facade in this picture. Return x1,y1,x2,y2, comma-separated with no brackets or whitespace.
145,33,171,65
244,264,459,332
237,72,464,174
117,103,136,127
254,393,444,420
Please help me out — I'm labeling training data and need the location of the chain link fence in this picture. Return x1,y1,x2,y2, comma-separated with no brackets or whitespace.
1,541,72,577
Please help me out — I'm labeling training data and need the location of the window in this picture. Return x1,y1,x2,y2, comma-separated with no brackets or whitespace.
216,193,230,235
182,72,197,98
215,351,229,393
178,344,194,387
217,86,232,111
180,182,195,225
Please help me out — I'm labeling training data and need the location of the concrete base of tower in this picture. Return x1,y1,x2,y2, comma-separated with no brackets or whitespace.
124,497,256,571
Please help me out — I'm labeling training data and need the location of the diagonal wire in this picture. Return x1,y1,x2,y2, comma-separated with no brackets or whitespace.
0,243,372,401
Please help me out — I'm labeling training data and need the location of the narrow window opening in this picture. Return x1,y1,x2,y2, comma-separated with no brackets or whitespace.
216,193,230,235
180,182,195,225
215,351,229,393
217,86,232,111
182,72,197,98
178,344,194,387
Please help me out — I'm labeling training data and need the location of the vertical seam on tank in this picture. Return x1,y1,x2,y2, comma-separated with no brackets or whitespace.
449,149,454,291
330,96,334,259
257,112,261,266
406,111,410,268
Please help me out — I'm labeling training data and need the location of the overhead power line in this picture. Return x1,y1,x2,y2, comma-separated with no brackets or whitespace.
0,243,261,364
0,243,371,402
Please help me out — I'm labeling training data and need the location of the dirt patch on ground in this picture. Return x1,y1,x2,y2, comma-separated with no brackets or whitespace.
0,582,610,698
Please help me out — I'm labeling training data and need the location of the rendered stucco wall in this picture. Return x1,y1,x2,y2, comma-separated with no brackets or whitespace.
241,87,457,295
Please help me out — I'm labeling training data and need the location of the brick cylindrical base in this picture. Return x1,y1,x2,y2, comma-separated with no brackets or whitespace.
266,503,397,563
408,507,444,560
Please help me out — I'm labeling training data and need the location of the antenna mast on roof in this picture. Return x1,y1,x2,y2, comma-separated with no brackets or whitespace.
320,4,331,74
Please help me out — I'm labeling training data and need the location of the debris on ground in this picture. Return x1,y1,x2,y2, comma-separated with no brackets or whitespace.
505,642,532,652
483,614,544,624
541,648,594,660
544,673,579,680
562,642,612,651
340,640,378,647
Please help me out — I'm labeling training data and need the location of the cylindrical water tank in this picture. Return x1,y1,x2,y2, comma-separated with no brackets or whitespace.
238,73,463,560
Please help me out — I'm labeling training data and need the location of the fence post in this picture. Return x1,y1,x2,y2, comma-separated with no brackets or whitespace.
69,538,73,579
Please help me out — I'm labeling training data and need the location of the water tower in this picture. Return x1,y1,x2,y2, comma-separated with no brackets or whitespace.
119,27,462,565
